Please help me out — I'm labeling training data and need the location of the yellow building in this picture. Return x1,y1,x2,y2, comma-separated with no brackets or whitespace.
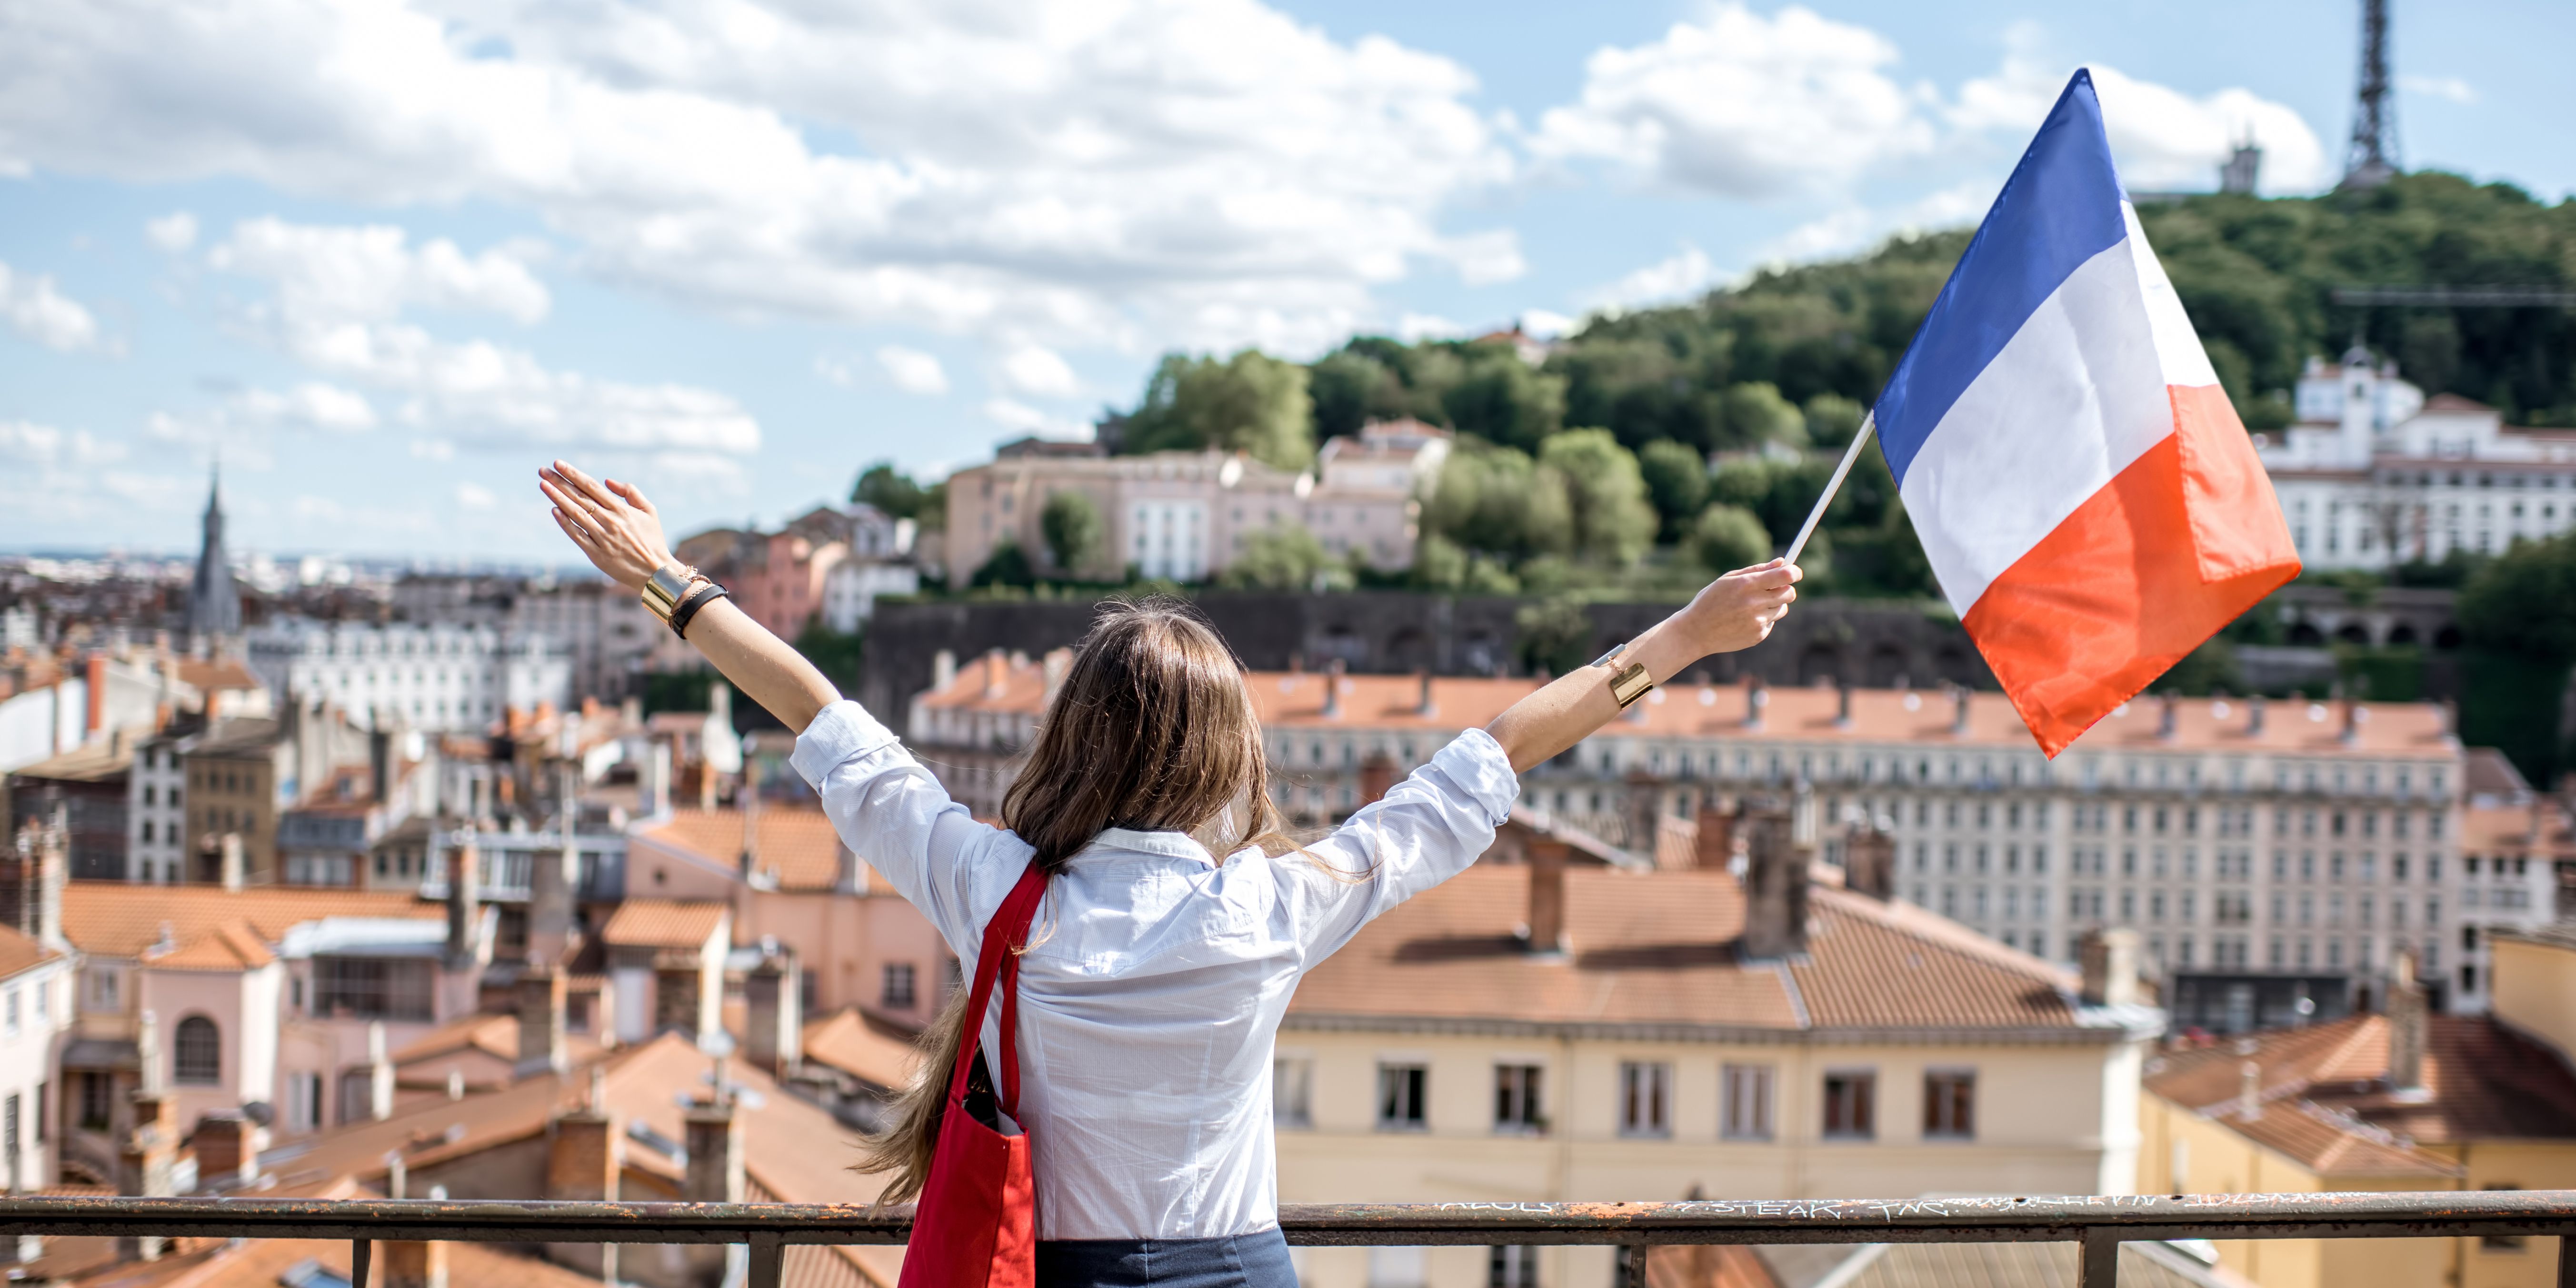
1273,814,2163,1288
2140,935,2576,1288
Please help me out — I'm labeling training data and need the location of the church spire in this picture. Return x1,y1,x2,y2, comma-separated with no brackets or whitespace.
187,460,241,647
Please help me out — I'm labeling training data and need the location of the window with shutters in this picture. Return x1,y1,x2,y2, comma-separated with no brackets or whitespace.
1721,1064,1775,1141
1923,1069,1977,1140
1618,1061,1671,1137
1822,1069,1876,1139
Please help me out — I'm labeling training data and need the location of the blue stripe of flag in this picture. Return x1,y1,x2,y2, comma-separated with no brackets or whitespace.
1873,70,2131,487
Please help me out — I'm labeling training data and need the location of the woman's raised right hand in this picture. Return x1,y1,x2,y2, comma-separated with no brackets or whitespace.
539,459,677,593
1677,558,1802,655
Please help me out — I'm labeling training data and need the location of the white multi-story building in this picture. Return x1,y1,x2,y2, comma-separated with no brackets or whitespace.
247,621,571,732
913,658,2486,1031
819,560,920,633
2258,348,2576,569
126,735,188,883
940,421,1451,587
509,579,659,703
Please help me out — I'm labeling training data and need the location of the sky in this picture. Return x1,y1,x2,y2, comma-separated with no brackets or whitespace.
1,0,2568,562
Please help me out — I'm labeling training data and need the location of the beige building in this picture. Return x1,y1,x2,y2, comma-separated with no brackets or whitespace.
939,422,1447,586
905,659,2475,1029
2139,927,2576,1288
1273,814,2161,1288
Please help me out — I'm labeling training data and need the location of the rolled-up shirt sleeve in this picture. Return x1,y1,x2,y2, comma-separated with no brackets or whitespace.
789,699,1014,953
1282,725,1521,963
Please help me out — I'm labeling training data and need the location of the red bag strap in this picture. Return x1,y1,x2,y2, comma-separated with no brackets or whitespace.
948,860,1048,1117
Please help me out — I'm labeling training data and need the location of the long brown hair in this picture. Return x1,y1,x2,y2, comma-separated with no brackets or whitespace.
854,598,1301,1203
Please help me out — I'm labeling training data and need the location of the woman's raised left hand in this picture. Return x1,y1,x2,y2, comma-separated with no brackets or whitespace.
539,459,675,593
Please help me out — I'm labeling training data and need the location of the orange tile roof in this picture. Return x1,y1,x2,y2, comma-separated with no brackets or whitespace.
2460,802,2576,858
924,663,2455,758
143,920,275,971
800,1008,925,1090
172,658,260,693
642,808,865,892
0,924,62,979
1288,865,2087,1033
598,898,728,950
2147,1011,2576,1167
63,882,438,960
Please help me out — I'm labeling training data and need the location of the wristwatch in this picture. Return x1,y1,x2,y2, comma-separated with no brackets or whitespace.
1592,643,1655,709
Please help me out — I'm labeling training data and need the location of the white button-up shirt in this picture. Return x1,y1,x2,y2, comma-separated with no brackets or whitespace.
790,699,1519,1240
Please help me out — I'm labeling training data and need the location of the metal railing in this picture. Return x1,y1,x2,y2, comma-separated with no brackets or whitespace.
2,1192,2572,1288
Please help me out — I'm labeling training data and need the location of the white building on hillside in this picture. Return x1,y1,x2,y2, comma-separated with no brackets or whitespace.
2258,348,2576,568
247,621,571,732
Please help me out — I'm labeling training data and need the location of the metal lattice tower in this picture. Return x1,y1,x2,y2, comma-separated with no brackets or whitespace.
2340,0,2400,190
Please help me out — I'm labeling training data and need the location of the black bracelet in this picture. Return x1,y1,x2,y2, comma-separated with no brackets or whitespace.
668,581,729,639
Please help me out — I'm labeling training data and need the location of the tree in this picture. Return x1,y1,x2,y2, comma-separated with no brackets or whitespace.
1309,349,1405,442
1221,525,1352,591
2460,532,2576,664
1691,503,1773,573
1714,382,1807,451
970,541,1036,589
1636,440,1709,540
1536,430,1657,566
1439,350,1567,453
1038,491,1104,578
1423,443,1573,564
1120,350,1315,472
1515,594,1596,676
1802,393,1867,450
850,463,927,518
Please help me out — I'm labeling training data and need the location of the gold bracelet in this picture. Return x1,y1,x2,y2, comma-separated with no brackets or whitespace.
1592,644,1655,709
641,564,704,623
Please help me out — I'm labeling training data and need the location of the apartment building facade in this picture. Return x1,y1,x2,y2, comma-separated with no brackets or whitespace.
909,658,2477,1031
939,422,1448,587
247,620,572,733
2257,348,2576,570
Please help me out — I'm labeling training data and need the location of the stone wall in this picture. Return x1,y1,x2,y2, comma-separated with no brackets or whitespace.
856,592,1993,738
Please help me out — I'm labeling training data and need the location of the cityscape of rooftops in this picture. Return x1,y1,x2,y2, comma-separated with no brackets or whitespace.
5,1,2576,1287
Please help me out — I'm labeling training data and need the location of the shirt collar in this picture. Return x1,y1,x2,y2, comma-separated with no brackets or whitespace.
1088,827,1220,867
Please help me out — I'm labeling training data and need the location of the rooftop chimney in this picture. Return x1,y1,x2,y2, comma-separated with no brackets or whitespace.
1415,670,1436,718
684,1078,746,1204
2342,700,2366,746
1524,838,1568,957
2387,949,2428,1097
2078,928,2141,1006
1834,683,1853,730
1693,800,1736,872
193,1110,258,1188
2238,1061,2264,1121
834,840,868,896
118,1014,176,1260
1358,752,1397,808
2158,694,2177,740
515,965,568,1079
981,649,1008,699
528,820,578,968
544,1071,624,1281
2248,696,2266,736
1737,800,1806,960
363,1022,394,1122
739,770,762,883
369,728,392,804
1742,675,1766,730
215,833,245,892
932,649,957,694
1950,685,1971,735
1042,647,1072,701
1842,821,1896,900
745,944,802,1079
444,842,481,968
1321,659,1345,720
645,740,673,818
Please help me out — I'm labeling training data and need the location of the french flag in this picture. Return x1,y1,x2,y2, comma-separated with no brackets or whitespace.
1874,70,2300,757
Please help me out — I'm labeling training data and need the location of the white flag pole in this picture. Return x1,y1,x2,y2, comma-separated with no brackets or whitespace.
1783,412,1876,567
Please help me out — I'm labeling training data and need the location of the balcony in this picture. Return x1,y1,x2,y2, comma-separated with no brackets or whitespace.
1,1191,2571,1288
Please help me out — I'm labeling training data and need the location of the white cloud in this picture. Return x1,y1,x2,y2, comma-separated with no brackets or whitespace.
1751,181,1993,268
236,382,379,432
208,217,550,326
196,215,754,457
2401,75,2476,106
0,420,128,466
409,437,456,461
1519,309,1577,341
873,345,949,396
0,0,1516,354
1584,244,1717,312
998,345,1079,399
146,211,199,252
981,397,1090,440
1951,29,2329,193
455,482,498,510
0,260,109,352
1395,313,1465,342
1531,3,1934,199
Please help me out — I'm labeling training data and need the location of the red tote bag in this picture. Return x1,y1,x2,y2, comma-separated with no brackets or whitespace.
899,860,1049,1288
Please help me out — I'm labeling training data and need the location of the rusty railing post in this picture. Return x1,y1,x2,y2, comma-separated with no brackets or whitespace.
351,1239,371,1288
2559,1233,2574,1288
2078,1229,2119,1288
